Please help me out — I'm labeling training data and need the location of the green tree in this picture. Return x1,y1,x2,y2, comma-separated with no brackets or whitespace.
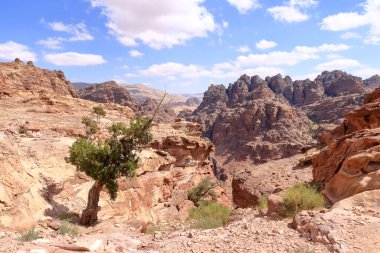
92,106,106,123
66,116,153,225
188,177,218,206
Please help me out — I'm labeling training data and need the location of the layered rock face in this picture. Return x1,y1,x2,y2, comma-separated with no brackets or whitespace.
364,74,380,90
312,87,380,203
0,59,78,97
78,81,139,111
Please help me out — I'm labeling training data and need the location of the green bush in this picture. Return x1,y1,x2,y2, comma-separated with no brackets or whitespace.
291,246,315,253
256,196,268,212
188,177,217,206
92,106,106,122
59,224,79,237
19,228,39,241
280,183,325,217
188,200,230,229
145,224,160,234
18,125,28,134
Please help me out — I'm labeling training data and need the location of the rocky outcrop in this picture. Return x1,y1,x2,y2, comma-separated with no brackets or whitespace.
78,81,139,110
0,59,78,97
312,87,380,203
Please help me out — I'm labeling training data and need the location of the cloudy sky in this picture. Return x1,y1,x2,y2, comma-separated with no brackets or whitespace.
0,0,379,93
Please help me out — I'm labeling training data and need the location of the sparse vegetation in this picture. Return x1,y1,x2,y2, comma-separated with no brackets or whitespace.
146,224,161,234
92,106,106,123
19,228,39,241
188,200,231,229
59,224,79,237
82,116,98,137
256,195,268,212
291,246,315,253
18,125,28,134
66,116,153,225
280,183,325,217
188,177,218,206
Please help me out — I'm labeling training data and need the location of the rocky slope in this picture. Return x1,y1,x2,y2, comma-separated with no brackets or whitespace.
0,90,227,231
0,59,78,97
312,87,380,203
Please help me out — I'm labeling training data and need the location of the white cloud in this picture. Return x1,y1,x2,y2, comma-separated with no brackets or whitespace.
354,67,380,78
129,49,143,58
38,21,94,49
320,12,368,31
256,39,278,50
294,72,319,80
314,58,362,71
237,45,251,53
126,61,283,80
289,0,318,8
90,0,217,49
44,52,106,66
48,22,94,41
227,0,260,14
222,21,229,29
268,6,309,23
0,41,37,61
236,43,349,67
320,0,380,45
341,32,362,40
267,0,317,23
36,38,63,49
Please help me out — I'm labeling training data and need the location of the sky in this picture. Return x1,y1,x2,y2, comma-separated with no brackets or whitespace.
0,0,379,93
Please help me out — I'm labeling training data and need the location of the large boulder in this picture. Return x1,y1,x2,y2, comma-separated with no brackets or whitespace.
312,87,380,203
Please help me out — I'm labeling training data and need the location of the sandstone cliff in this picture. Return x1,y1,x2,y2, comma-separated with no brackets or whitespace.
312,87,380,203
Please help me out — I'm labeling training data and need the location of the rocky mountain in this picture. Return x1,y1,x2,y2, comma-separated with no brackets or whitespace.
78,81,139,110
363,74,380,89
0,59,78,97
188,71,374,165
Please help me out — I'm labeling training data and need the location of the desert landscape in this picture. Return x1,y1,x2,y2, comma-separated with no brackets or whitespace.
0,0,380,252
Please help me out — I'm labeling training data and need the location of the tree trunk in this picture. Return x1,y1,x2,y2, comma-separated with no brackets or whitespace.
79,180,103,226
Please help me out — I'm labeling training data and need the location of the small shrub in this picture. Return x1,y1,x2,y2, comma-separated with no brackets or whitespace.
18,125,28,134
59,224,79,237
145,224,160,234
92,106,106,122
256,196,268,212
19,228,39,241
188,177,218,206
291,246,315,253
280,183,325,217
188,200,230,229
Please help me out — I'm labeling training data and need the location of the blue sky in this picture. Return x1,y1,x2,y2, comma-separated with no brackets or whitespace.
0,0,379,93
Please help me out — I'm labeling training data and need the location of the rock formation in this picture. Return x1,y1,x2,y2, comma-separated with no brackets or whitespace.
189,71,371,165
0,59,78,97
189,75,314,164
78,81,139,110
312,87,380,203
